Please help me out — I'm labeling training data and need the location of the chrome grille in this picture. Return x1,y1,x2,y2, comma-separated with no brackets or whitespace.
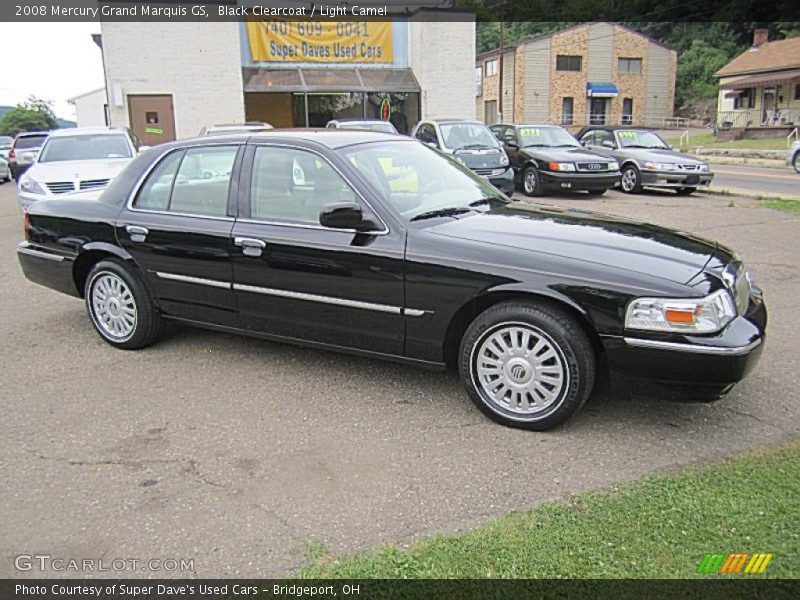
576,162,609,172
677,164,701,171
80,178,110,191
474,168,506,177
45,182,75,194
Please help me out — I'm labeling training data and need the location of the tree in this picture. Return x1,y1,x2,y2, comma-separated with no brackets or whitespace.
0,96,59,137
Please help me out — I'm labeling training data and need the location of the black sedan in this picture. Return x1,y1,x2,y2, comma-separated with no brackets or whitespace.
490,124,621,197
17,130,766,430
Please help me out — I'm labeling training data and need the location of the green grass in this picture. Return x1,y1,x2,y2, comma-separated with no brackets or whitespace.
664,132,789,151
763,199,800,215
298,441,800,579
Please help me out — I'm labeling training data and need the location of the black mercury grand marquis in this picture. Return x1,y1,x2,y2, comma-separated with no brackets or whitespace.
17,131,767,430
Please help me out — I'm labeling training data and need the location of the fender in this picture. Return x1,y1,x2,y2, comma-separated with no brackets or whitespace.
79,241,134,262
478,281,597,329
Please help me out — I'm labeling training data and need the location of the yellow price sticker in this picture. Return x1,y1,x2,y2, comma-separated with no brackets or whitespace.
519,128,541,137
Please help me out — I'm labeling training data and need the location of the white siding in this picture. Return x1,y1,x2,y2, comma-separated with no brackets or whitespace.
70,89,107,128
587,22,613,81
409,18,476,120
645,43,673,123
522,38,551,122
101,22,244,138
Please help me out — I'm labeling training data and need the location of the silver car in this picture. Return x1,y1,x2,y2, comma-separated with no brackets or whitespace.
578,127,714,195
9,131,49,180
0,156,11,183
788,140,800,174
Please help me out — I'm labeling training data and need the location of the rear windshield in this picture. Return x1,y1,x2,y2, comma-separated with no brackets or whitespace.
39,134,132,162
0,136,13,148
14,135,48,149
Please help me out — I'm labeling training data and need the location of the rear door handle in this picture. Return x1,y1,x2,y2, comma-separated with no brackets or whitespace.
125,225,149,242
234,237,266,257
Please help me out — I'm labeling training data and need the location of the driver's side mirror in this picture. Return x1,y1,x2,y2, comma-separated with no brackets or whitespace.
602,140,615,149
319,202,377,232
425,141,439,150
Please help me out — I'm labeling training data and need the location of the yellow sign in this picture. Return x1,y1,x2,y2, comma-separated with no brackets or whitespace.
246,20,393,63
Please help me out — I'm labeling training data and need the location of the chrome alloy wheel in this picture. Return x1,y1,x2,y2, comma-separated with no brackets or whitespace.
621,167,638,192
90,272,137,341
471,323,569,417
524,169,537,194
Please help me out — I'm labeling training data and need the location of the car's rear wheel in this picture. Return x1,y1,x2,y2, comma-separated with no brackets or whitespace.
85,259,163,349
675,187,696,195
522,166,544,197
586,188,606,196
620,164,643,194
459,301,596,430
793,152,799,174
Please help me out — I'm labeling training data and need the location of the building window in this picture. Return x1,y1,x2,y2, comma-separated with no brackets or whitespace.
622,98,634,124
618,58,643,74
795,84,800,100
556,55,582,72
484,100,498,125
561,97,574,125
485,59,499,77
734,88,756,109
475,67,483,97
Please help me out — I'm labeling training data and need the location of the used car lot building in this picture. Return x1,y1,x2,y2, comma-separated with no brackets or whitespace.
98,10,475,144
475,22,677,128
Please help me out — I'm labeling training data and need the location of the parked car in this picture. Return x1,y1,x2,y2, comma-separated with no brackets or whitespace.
788,140,800,174
17,130,766,430
576,126,713,195
17,127,141,213
199,122,273,136
411,119,514,194
490,123,621,197
0,136,12,160
326,118,398,134
8,131,49,180
0,156,11,183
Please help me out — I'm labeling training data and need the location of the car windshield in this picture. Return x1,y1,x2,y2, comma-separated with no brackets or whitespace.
15,135,48,149
439,122,500,150
39,134,132,162
338,122,397,134
518,126,580,148
340,140,509,222
616,130,668,149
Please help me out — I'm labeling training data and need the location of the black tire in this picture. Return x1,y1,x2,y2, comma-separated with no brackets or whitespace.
458,301,596,430
793,152,799,174
586,188,606,196
620,164,643,194
521,166,544,197
675,187,696,196
84,259,163,350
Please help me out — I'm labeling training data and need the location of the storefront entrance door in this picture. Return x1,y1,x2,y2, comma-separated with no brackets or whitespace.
128,95,177,146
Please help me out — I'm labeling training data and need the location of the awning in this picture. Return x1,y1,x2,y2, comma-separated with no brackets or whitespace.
242,68,421,93
724,89,745,97
719,68,800,89
586,82,619,98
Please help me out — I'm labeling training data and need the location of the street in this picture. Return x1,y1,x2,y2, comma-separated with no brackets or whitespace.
711,163,799,199
0,180,798,578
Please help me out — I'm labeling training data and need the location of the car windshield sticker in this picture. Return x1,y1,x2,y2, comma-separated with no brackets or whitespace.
519,128,541,138
618,131,638,138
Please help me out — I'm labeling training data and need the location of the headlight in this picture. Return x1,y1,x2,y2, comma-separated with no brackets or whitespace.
643,162,677,171
625,289,736,334
499,153,509,166
548,162,576,172
608,161,620,171
699,164,710,172
19,176,45,195
454,156,465,165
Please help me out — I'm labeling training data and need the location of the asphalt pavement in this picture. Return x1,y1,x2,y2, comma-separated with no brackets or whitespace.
0,181,798,578
710,163,799,199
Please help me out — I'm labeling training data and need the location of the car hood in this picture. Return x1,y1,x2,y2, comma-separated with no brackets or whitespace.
621,148,705,164
451,147,506,169
524,146,616,163
426,203,718,285
26,158,131,182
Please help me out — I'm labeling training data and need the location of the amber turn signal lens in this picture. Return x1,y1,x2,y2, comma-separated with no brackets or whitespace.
548,162,560,171
665,308,696,324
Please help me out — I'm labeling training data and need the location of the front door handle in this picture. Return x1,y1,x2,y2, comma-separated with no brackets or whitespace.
125,225,149,242
235,237,267,257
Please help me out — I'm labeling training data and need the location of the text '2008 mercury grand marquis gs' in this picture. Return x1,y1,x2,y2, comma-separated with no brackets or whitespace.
17,130,766,430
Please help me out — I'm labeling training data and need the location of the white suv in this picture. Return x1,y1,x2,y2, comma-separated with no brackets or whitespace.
18,127,142,212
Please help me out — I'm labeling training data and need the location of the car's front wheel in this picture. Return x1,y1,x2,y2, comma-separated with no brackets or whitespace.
84,259,163,349
459,301,596,430
793,152,800,174
521,166,544,197
620,164,643,194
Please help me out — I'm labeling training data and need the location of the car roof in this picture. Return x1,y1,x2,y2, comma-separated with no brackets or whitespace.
496,123,564,128
425,119,484,125
167,129,408,151
578,125,654,133
48,127,128,138
330,118,389,123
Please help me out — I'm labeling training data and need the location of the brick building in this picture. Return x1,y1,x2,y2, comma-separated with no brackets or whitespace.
475,23,677,129
97,10,475,144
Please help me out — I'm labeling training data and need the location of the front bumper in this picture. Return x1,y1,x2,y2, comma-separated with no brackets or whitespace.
482,167,515,194
539,170,621,191
603,294,766,401
17,241,80,298
640,169,714,189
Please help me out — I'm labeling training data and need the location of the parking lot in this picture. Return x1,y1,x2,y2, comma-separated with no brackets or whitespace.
1,181,798,578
